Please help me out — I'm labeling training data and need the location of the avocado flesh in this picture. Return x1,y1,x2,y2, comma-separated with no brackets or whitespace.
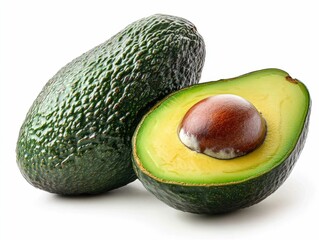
133,68,310,213
16,14,205,195
136,69,309,184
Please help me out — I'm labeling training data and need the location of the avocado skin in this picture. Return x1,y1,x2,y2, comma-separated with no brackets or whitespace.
16,14,205,195
132,77,311,214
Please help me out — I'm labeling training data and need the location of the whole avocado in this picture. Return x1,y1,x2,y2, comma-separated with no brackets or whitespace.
16,14,205,195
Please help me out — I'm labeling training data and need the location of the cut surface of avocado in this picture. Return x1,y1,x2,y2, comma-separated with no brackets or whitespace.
134,68,310,185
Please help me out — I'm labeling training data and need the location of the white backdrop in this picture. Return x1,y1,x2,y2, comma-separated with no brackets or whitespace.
1,1,318,240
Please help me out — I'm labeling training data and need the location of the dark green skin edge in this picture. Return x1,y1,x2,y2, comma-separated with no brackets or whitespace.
133,104,310,214
16,14,205,195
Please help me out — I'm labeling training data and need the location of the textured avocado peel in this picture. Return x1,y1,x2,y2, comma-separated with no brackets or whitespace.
16,14,205,195
132,69,311,214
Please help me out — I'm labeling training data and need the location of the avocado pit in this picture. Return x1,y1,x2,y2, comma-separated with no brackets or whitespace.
178,94,267,159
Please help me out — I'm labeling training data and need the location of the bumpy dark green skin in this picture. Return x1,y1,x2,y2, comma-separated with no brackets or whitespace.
133,109,310,214
16,14,205,195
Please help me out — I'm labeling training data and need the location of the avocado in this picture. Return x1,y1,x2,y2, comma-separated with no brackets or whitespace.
132,69,311,214
16,14,205,195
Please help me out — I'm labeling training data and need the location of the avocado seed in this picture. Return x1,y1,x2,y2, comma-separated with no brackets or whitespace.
178,94,267,159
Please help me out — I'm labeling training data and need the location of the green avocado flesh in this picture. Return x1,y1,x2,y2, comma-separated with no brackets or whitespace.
16,14,205,195
132,69,310,213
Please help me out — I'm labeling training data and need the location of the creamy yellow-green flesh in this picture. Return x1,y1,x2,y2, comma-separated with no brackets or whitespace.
135,69,309,184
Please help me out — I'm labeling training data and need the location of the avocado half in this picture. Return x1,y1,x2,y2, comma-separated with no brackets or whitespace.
132,69,311,214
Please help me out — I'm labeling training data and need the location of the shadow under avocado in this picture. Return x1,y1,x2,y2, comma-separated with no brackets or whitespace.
52,181,154,203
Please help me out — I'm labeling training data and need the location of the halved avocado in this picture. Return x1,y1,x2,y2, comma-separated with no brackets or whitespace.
132,68,311,214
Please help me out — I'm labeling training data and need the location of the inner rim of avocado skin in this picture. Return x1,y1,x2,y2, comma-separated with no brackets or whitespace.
135,70,309,185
